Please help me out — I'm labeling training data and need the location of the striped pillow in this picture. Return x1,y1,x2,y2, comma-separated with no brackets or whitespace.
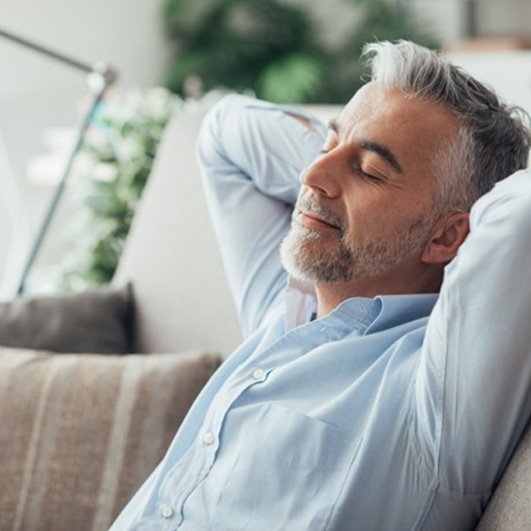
0,347,221,531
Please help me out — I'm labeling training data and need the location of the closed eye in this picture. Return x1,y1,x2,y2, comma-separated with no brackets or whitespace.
319,147,385,183
354,166,382,183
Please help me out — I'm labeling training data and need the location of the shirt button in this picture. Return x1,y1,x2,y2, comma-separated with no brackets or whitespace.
252,368,265,380
203,432,216,445
160,504,174,519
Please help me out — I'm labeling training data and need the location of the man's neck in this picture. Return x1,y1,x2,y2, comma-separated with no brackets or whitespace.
315,265,443,318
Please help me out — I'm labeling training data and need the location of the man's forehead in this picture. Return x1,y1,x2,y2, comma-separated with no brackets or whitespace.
334,82,407,131
331,82,459,143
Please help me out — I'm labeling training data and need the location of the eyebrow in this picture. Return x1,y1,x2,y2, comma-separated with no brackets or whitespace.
328,119,403,174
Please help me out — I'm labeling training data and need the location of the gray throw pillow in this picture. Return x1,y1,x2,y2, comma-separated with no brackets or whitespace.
0,284,133,353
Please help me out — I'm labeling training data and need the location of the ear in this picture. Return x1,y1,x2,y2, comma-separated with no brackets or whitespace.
421,211,470,265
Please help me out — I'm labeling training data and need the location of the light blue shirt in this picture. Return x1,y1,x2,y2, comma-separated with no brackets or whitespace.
111,95,531,530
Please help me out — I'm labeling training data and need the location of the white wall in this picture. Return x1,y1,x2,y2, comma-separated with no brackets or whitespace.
472,0,531,38
410,0,465,43
0,0,169,296
410,0,531,44
0,0,169,96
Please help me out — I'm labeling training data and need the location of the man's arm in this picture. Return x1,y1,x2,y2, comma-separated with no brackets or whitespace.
196,94,326,337
415,170,531,494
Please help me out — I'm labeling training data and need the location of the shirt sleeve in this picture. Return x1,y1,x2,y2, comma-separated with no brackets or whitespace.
196,94,326,337
415,169,531,494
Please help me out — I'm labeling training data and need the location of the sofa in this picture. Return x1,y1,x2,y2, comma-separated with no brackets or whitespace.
0,101,530,530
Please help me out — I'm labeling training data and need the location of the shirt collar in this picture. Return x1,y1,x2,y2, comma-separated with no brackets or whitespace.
285,276,438,334
366,293,439,334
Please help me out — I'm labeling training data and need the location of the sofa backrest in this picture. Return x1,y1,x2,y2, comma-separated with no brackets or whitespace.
114,108,243,356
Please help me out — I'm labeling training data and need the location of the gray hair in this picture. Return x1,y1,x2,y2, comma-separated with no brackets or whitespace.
362,40,530,214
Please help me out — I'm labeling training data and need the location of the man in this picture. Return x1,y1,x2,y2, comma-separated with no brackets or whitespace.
111,41,531,530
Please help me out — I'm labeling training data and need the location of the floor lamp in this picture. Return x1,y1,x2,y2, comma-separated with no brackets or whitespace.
0,27,118,295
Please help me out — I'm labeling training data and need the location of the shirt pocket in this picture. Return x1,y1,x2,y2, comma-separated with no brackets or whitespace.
212,403,362,531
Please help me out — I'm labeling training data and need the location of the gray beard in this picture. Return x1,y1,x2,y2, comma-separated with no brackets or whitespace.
279,205,432,284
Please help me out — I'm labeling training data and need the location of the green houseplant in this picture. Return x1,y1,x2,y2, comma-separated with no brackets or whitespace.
52,88,186,290
163,0,438,104
163,0,326,104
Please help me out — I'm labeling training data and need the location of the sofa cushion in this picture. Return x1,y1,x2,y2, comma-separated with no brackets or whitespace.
0,347,221,531
0,284,133,353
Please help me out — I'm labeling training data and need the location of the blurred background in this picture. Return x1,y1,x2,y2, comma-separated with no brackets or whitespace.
1,0,531,296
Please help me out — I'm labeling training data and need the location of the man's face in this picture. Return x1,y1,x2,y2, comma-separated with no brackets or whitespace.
280,82,460,285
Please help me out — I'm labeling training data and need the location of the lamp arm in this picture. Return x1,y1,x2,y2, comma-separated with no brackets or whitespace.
0,26,94,74
0,26,119,294
15,85,111,295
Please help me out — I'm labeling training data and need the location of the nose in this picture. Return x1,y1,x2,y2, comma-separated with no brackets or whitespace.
300,150,342,198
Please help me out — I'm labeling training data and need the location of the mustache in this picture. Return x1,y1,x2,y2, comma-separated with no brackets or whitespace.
294,196,345,231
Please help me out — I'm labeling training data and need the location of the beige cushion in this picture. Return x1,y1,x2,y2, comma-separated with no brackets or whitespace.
0,347,221,531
